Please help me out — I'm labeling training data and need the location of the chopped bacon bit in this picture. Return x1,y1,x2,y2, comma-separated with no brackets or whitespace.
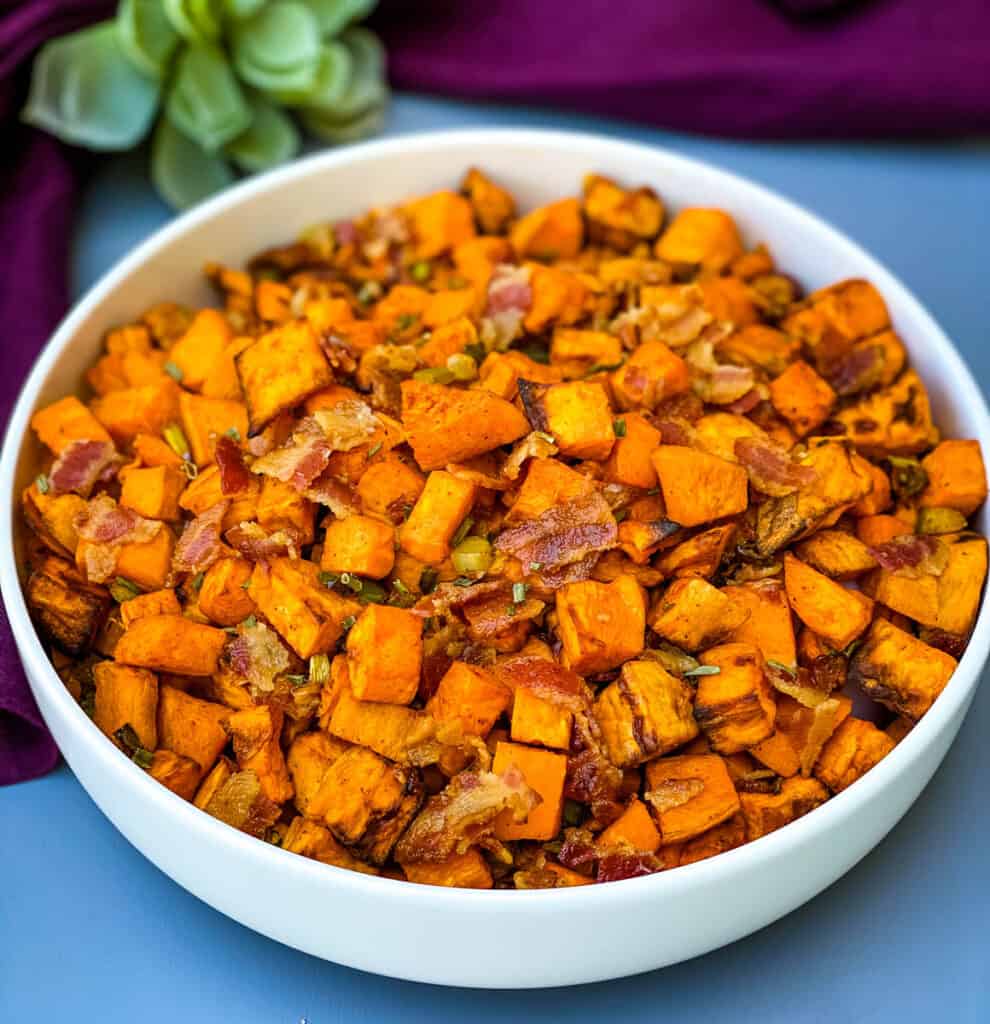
496,656,587,712
597,853,662,883
829,344,883,397
49,440,121,498
462,589,545,641
645,778,704,815
870,535,946,576
655,419,694,447
225,521,304,562
725,387,762,415
708,363,756,404
394,767,538,865
173,501,228,575
312,400,378,451
76,495,162,582
226,619,291,697
558,827,598,870
251,418,331,492
501,431,559,482
485,264,532,315
304,471,360,515
565,711,623,821
214,436,251,495
495,492,618,584
735,436,817,497
334,220,358,246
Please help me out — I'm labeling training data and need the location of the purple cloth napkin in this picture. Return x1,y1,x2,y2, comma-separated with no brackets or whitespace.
0,0,111,785
374,0,990,138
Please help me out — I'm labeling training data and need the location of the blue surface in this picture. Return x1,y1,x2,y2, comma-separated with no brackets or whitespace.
4,94,990,1020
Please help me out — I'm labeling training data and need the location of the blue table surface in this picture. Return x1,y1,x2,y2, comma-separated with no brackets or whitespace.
3,94,989,1021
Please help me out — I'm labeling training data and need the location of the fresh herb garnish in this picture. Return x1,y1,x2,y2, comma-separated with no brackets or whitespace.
684,665,721,678
512,582,528,604
767,660,797,678
163,360,183,382
109,577,142,603
35,474,50,494
613,418,627,438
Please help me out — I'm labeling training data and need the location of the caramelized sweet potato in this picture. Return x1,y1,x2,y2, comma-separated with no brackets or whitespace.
655,208,743,272
649,577,749,652
814,716,895,793
156,684,229,776
115,615,227,677
783,553,873,650
556,576,646,675
400,470,476,564
652,446,748,529
739,776,829,841
26,555,109,654
695,643,776,754
645,754,741,844
93,662,158,751
492,740,568,841
346,604,423,705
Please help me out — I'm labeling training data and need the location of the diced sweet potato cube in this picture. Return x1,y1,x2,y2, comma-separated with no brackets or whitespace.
423,289,477,329
855,514,911,547
167,309,233,391
849,618,957,720
519,380,615,461
90,379,181,446
644,754,741,844
769,693,852,777
739,776,829,841
180,464,258,530
402,848,493,889
656,523,736,580
286,731,350,816
794,529,877,579
594,659,698,767
281,817,378,874
26,555,109,654
478,350,562,401
225,704,293,804
698,276,758,326
492,741,568,841
256,476,315,544
850,460,892,517
556,576,646,675
93,662,158,751
722,580,796,666
147,749,201,800
119,588,181,628
524,263,589,332
178,392,249,468
346,604,423,705
197,556,255,626
404,189,476,259
329,684,439,764
582,173,664,250
861,558,939,628
652,446,748,528
115,614,227,677
22,485,87,558
510,686,572,750
649,577,749,652
934,537,987,635
602,413,661,489
695,642,776,754
321,514,395,579
505,457,595,523
201,336,254,400
198,766,280,835
461,167,515,234
784,553,873,650
426,661,510,737
747,728,800,778
31,395,112,453
401,380,528,470
106,526,175,592
814,716,895,793
248,557,359,659
357,452,425,523
611,340,690,412
677,813,747,866
400,469,476,564
920,440,987,516
119,464,186,521
692,412,768,465
834,370,939,456
510,197,583,260
236,321,333,431
599,797,661,853
769,360,836,437
655,208,743,272
156,684,229,776
193,756,233,810
417,316,476,368
308,745,421,864
550,328,622,379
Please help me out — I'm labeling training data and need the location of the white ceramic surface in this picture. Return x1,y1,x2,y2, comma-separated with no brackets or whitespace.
2,130,988,989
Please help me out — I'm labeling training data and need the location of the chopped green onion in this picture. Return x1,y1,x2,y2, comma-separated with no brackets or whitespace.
35,474,50,494
518,341,551,365
613,418,627,438
357,281,382,305
614,508,629,523
341,615,357,631
562,799,583,827
366,441,383,459
647,487,660,496
357,580,387,604
584,361,623,377
241,614,257,629
284,674,306,685
191,572,205,592
225,427,241,441
319,571,339,588
512,582,528,604
240,579,251,590
534,431,556,445
684,665,721,678
114,724,153,770
402,504,413,521
413,366,455,385
446,352,478,381
163,360,183,382
464,342,487,364
410,260,432,283
767,660,798,679
451,536,493,575
109,577,142,603
450,516,475,548
453,576,475,588
393,579,411,596
395,312,419,331
163,422,192,461
419,567,439,594
309,653,331,686
529,561,543,572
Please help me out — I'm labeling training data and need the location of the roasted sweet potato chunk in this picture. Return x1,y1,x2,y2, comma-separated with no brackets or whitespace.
645,754,741,844
920,440,987,516
492,741,568,841
739,777,829,841
815,716,895,793
346,604,423,705
400,470,476,564
115,615,227,677
427,661,510,738
694,643,776,754
652,446,748,528
556,576,646,675
655,208,743,272
93,662,158,751
783,553,873,651
26,555,109,654
226,704,294,804
722,580,796,666
156,684,229,777
649,577,749,652
402,848,493,889
519,379,616,461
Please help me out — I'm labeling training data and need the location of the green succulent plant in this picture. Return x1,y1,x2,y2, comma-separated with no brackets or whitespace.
23,0,387,209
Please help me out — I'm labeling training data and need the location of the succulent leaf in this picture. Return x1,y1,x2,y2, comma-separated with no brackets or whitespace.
163,0,223,43
299,0,377,38
117,0,181,78
166,45,253,152
152,116,235,210
232,2,323,103
226,93,302,172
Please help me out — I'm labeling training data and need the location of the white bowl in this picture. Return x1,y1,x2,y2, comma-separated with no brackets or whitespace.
2,129,988,989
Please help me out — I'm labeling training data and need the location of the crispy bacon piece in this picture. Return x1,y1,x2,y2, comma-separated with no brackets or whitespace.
76,495,163,583
226,619,291,697
462,589,545,641
725,388,762,415
394,767,538,865
214,436,251,495
251,418,331,492
304,471,361,515
596,853,662,883
486,263,532,315
687,339,755,404
735,436,817,497
173,501,228,574
48,439,121,497
565,710,623,823
558,827,598,870
495,656,587,713
495,491,618,585
869,534,945,575
225,521,305,561
501,431,559,482
829,344,883,397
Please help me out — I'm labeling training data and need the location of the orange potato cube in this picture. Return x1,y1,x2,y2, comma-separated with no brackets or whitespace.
855,514,911,547
119,587,181,628
611,340,690,412
178,392,249,467
31,395,112,453
418,316,477,368
920,440,987,516
524,263,589,333
722,580,796,666
115,614,227,677
197,556,256,627
286,731,350,816
256,476,315,545
599,797,661,854
93,662,159,751
649,577,750,652
403,849,493,889
652,445,749,528
346,604,423,705
655,208,743,272
814,716,895,793
112,527,175,592
769,360,836,437
645,754,741,845
505,457,595,523
510,686,572,750
225,704,294,804
556,576,646,675
510,197,583,260
783,553,873,651
695,642,776,754
427,661,510,737
147,749,201,800
167,309,233,391
602,412,661,489
357,452,426,523
550,328,623,379
404,189,476,259
478,350,562,401
201,336,254,401
738,776,829,841
850,460,892,516
400,469,476,565
90,379,181,445
539,380,616,461
321,514,395,579
156,684,229,776
119,464,186,521
492,741,568,841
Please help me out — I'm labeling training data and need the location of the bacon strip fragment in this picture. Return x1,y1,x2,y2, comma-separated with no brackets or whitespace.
173,501,228,574
49,440,121,497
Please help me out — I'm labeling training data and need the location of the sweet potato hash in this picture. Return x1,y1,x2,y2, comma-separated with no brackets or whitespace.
21,169,988,888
